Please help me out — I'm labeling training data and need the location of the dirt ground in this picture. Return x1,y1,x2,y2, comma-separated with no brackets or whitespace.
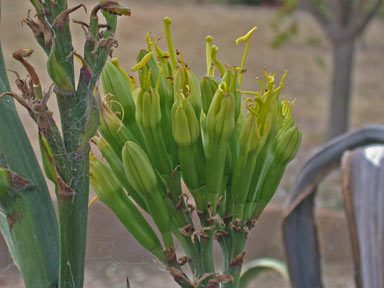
0,0,383,287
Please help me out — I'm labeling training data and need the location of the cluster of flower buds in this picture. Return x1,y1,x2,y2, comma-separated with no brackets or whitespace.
90,17,301,286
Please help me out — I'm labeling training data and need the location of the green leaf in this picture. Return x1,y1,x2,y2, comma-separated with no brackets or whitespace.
0,9,59,287
0,211,19,269
240,258,289,288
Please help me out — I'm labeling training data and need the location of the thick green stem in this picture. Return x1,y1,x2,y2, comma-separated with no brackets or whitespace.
57,150,90,288
172,227,203,277
223,232,247,288
200,230,215,273
218,235,231,275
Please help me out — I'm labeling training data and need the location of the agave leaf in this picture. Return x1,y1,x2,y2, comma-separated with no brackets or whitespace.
240,258,289,288
0,211,19,269
0,11,59,286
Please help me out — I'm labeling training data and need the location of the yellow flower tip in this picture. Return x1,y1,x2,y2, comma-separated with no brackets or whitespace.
146,31,153,51
88,195,99,208
280,70,289,86
235,26,258,45
218,83,226,93
164,17,172,26
211,45,219,56
89,152,97,161
206,35,213,43
111,58,119,66
131,51,154,71
267,75,275,84
74,55,83,66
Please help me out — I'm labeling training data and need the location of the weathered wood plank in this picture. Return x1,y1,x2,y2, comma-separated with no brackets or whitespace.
283,126,384,288
342,145,384,288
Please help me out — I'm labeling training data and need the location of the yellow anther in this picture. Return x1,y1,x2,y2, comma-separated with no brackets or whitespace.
164,17,178,69
74,54,83,65
236,27,257,87
219,82,227,94
178,50,187,69
235,26,258,45
256,77,264,92
146,31,153,52
239,90,261,97
88,195,99,208
280,70,288,86
245,98,258,115
206,35,213,75
211,45,225,76
131,51,154,71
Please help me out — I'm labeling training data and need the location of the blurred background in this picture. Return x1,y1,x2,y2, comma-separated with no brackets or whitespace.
0,0,383,287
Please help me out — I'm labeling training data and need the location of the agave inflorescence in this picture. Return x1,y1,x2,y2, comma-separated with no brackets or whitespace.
90,18,301,288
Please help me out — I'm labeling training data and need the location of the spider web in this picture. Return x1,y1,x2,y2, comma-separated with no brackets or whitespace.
0,202,181,288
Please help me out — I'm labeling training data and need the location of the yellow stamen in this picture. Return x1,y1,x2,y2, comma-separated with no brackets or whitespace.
74,54,83,65
146,31,153,52
236,26,257,87
211,45,225,77
131,51,154,71
240,90,261,97
164,17,178,70
206,35,213,76
88,195,99,208
178,50,187,69
235,26,258,45
155,66,163,91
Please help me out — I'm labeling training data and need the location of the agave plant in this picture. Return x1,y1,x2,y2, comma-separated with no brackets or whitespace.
0,1,129,287
91,18,301,288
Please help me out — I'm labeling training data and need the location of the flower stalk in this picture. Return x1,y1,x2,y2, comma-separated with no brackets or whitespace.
93,20,301,288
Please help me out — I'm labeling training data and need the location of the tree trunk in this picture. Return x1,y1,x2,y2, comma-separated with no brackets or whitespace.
326,38,356,140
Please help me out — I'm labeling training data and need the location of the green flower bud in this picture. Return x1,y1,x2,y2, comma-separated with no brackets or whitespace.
122,143,172,248
171,96,200,147
230,114,265,219
90,159,123,204
101,61,136,126
221,68,241,122
90,159,166,262
122,141,157,198
200,75,219,114
135,86,172,176
136,89,161,130
47,43,73,91
274,126,302,165
239,114,261,155
204,84,236,213
93,136,147,211
132,87,141,103
174,67,202,118
99,101,140,152
206,84,236,140
250,128,301,220
111,58,135,92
